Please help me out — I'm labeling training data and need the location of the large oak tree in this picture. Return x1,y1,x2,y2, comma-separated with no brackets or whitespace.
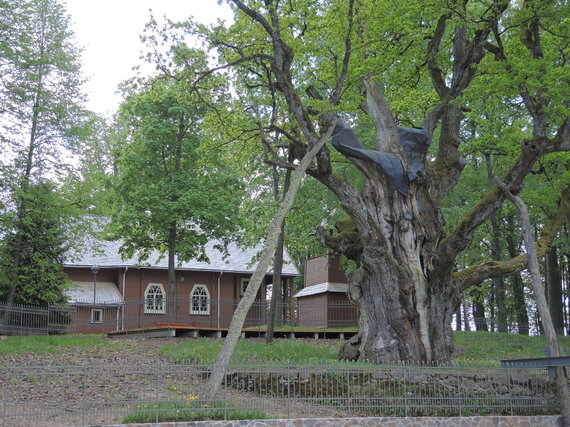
191,0,570,364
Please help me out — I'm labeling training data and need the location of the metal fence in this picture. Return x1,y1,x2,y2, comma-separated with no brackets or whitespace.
0,299,359,336
0,361,560,426
0,302,73,336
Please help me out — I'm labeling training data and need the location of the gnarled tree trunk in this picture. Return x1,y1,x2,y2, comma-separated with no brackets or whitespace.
313,84,459,364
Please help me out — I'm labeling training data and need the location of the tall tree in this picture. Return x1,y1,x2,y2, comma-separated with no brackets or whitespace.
190,0,570,364
0,182,71,305
0,0,86,305
110,64,244,321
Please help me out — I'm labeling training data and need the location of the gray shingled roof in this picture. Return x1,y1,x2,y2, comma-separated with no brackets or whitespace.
67,281,125,305
65,237,299,276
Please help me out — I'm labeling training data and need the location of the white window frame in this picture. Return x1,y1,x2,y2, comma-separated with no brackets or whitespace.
190,284,210,315
144,283,165,314
91,308,102,324
240,278,251,296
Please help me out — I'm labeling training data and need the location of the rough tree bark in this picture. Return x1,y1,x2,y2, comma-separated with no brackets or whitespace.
496,178,570,426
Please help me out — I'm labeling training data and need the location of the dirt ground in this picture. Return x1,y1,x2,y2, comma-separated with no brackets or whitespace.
1,337,347,426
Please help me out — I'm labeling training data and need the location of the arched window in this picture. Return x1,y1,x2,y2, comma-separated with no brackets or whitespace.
240,278,250,296
144,283,165,314
190,284,210,315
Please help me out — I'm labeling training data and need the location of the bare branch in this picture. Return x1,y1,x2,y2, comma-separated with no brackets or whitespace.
194,53,272,87
329,0,355,106
230,0,274,36
426,14,450,100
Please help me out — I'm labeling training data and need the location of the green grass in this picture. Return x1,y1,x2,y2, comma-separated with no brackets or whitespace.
454,330,570,366
0,334,110,354
2,329,567,367
159,338,342,364
122,400,266,423
160,331,570,367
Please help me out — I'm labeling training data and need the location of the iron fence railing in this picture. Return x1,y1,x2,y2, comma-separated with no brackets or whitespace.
0,302,74,336
0,361,560,426
0,298,359,336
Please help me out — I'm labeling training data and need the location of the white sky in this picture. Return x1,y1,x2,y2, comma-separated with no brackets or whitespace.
63,0,233,117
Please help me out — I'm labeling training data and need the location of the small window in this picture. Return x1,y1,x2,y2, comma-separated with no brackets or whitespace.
240,278,251,296
190,284,210,315
145,283,165,314
91,308,102,324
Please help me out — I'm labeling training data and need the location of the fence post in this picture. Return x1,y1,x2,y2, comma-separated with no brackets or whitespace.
403,364,408,417
457,369,462,417
155,365,160,423
3,360,8,427
347,365,352,417
507,369,514,416
287,364,291,418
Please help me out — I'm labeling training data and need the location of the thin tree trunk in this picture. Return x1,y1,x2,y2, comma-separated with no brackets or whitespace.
203,124,334,399
547,245,564,333
266,166,291,344
506,212,529,334
462,298,471,331
6,75,43,306
496,178,570,426
485,154,506,332
266,221,285,343
455,307,462,331
167,222,177,323
471,289,488,331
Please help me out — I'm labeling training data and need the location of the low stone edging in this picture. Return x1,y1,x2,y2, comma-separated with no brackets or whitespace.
98,415,562,426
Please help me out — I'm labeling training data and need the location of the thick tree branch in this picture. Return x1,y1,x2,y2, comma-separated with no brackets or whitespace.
364,79,401,154
436,136,545,269
425,2,507,201
230,0,273,35
545,118,570,153
454,175,570,292
307,162,369,240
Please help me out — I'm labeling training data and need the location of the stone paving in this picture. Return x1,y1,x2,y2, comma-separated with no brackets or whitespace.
97,415,562,426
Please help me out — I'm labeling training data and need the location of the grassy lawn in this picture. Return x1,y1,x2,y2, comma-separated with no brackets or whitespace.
453,330,570,366
1,330,567,367
159,337,342,364
0,334,110,354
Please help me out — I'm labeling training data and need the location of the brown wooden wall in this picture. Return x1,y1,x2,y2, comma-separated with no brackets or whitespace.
304,255,347,288
64,266,277,332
